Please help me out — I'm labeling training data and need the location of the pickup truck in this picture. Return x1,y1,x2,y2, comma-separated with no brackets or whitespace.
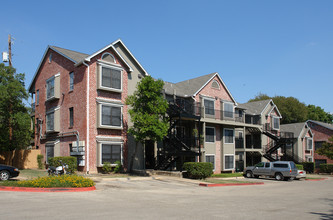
244,161,298,181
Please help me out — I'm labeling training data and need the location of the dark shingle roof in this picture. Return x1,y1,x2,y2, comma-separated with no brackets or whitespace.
280,123,307,138
237,99,271,115
50,46,89,63
307,120,333,131
163,73,216,97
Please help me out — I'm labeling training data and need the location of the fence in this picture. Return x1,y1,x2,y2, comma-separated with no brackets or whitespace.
0,149,41,169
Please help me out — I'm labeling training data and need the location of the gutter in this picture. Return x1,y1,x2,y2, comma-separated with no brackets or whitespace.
83,61,90,174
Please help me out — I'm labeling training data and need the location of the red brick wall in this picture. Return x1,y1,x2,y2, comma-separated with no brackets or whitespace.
34,49,87,163
307,121,333,164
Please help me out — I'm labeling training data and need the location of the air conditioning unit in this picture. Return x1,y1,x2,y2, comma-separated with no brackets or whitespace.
2,52,9,62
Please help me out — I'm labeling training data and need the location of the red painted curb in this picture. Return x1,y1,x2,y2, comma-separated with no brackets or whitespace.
199,182,264,187
305,178,327,181
0,186,96,192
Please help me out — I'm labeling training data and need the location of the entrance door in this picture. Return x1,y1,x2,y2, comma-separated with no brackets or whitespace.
145,140,155,169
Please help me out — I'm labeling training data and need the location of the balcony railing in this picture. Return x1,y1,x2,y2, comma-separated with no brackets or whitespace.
202,107,245,123
235,138,244,149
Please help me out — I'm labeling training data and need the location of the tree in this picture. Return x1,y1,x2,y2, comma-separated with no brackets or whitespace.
248,94,308,124
125,76,169,171
0,63,31,152
307,105,333,124
316,136,333,160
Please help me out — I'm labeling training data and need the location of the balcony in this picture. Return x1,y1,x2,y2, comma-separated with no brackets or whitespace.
235,138,244,149
201,107,245,123
31,102,35,113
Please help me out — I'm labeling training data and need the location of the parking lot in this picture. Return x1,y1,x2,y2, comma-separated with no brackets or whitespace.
0,176,332,220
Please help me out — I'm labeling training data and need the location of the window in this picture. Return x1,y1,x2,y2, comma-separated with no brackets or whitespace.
306,157,313,162
45,144,54,164
315,141,325,150
224,102,234,118
273,163,288,168
224,129,234,144
265,162,270,168
206,155,215,170
46,112,54,131
36,90,39,105
69,72,74,91
205,127,215,143
306,138,313,150
204,99,214,116
272,117,280,130
255,162,264,168
99,103,122,128
225,155,234,170
102,144,121,164
98,63,122,92
46,77,55,99
69,107,74,127
102,53,115,63
211,80,220,89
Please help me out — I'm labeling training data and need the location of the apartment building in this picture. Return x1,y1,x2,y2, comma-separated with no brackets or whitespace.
29,39,147,173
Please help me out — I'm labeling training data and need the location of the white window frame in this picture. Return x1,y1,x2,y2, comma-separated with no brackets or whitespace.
98,62,123,93
203,97,215,116
223,102,234,118
224,154,235,171
36,89,39,105
46,111,55,132
211,80,220,90
69,72,74,91
46,76,55,100
306,157,313,162
224,128,234,144
101,52,116,63
272,116,280,130
306,138,313,150
45,144,54,164
98,102,123,129
98,141,123,167
205,154,215,171
205,126,215,143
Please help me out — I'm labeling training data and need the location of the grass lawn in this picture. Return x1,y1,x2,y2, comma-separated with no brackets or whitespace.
204,178,253,184
19,169,48,179
211,173,244,178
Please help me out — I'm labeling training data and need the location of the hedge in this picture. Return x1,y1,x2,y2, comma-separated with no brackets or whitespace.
302,162,315,173
48,156,77,174
37,154,44,169
183,162,213,179
319,164,333,173
296,164,303,170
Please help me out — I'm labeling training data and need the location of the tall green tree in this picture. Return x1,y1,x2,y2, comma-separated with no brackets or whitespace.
307,105,333,124
316,136,333,160
248,93,308,124
0,63,31,152
125,76,169,171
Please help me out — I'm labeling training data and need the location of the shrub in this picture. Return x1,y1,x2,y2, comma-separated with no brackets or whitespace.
302,162,315,173
102,162,113,174
113,160,122,173
48,156,77,174
0,175,94,188
319,164,333,173
296,164,304,170
183,162,213,179
37,154,44,169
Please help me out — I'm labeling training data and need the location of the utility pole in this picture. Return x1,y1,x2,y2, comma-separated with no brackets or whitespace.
8,34,12,67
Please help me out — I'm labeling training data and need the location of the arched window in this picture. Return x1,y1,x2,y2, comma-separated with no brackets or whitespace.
211,80,220,90
101,53,116,63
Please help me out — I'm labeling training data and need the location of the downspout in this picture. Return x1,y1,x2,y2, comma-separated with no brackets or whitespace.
83,61,90,174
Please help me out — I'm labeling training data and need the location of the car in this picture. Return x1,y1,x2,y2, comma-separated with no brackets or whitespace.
0,164,20,181
295,170,306,180
243,161,298,181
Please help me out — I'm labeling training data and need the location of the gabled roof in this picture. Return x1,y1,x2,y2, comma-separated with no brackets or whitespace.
29,39,148,93
163,72,237,104
238,99,282,117
280,122,312,138
307,120,333,131
50,46,89,63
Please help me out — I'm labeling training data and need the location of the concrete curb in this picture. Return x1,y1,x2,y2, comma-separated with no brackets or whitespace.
0,186,96,192
199,182,264,187
305,178,327,181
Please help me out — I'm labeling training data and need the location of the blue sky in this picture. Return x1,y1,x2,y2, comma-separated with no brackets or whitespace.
1,0,332,112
